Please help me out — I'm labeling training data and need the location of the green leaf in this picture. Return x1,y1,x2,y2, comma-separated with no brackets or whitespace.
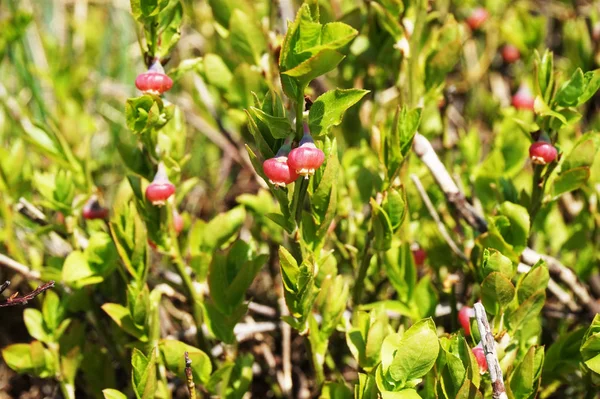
455,379,483,399
535,50,554,102
109,201,148,281
552,167,590,198
383,188,406,232
282,49,345,98
371,2,404,40
383,243,416,304
202,54,232,90
381,389,422,399
203,301,248,344
159,339,212,384
424,17,461,91
103,389,128,399
347,310,390,371
308,89,369,137
23,308,50,343
507,291,545,331
279,4,357,99
371,198,394,251
555,68,585,107
320,382,353,399
190,206,246,253
229,9,266,65
581,314,600,375
578,69,600,105
495,201,530,252
226,64,266,108
156,0,183,57
533,96,567,125
42,290,64,333
2,341,54,378
482,248,514,279
248,107,293,139
517,262,548,304
101,303,147,341
387,318,439,384
61,250,102,288
385,106,421,179
481,272,516,313
131,348,157,399
508,346,544,399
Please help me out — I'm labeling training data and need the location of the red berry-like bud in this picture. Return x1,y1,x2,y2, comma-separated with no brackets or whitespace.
512,85,535,110
263,156,298,186
529,141,557,165
287,124,325,177
459,306,474,335
412,248,427,266
501,44,520,64
173,209,184,234
472,344,488,373
466,8,489,30
263,138,298,187
148,239,157,250
135,60,173,95
82,196,109,220
146,163,175,206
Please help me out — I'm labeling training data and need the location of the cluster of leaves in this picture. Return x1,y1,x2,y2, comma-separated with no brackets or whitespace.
1,0,600,398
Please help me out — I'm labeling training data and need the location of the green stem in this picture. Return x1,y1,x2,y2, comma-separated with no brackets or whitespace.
529,165,544,223
294,177,309,226
352,225,374,306
295,95,304,139
148,18,159,62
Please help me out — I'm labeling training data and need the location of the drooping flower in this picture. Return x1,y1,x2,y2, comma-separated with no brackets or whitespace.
287,123,325,177
135,60,173,95
146,163,175,206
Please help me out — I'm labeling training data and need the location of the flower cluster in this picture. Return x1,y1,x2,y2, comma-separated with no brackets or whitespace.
262,123,325,187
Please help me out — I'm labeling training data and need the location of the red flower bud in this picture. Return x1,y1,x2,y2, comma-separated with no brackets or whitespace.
148,239,157,250
82,196,109,220
529,141,557,165
263,157,298,186
512,85,535,110
412,248,427,266
173,209,184,234
263,139,298,187
287,124,325,177
472,344,488,373
146,163,175,206
135,60,173,95
501,44,520,64
458,306,474,335
466,8,489,30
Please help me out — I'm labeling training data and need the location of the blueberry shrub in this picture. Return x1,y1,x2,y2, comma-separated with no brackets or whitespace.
1,0,600,398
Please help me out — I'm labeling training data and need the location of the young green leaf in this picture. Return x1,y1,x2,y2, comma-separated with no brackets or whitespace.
308,89,369,137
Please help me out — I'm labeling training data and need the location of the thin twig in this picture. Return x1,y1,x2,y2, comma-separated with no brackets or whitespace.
16,197,49,226
248,301,277,318
412,133,599,314
184,352,196,399
410,174,468,262
0,280,55,308
0,253,41,280
412,133,487,232
0,280,10,295
473,303,507,399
